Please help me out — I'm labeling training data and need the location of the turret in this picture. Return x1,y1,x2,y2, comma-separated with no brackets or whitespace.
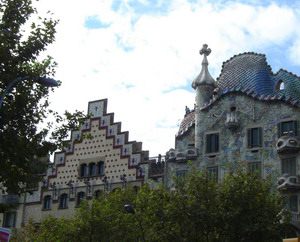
193,44,216,152
192,44,216,107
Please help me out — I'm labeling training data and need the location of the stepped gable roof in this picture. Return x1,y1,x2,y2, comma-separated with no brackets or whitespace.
201,52,300,110
177,110,195,137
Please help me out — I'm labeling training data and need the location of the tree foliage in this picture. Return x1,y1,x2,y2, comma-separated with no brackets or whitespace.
0,0,86,194
13,170,290,242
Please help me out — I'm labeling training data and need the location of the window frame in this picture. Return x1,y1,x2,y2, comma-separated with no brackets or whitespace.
205,132,220,154
76,191,85,206
247,127,263,149
43,195,52,210
2,211,16,228
207,166,218,182
278,120,298,137
281,157,297,176
289,195,298,212
59,193,68,209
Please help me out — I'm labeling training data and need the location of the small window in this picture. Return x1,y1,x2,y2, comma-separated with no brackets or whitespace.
76,192,85,206
43,195,51,210
206,133,219,153
207,166,218,182
290,195,298,212
247,127,262,148
248,162,262,177
89,163,96,176
278,120,298,137
282,157,296,176
98,161,105,176
59,194,68,209
275,80,285,91
80,164,88,177
2,211,16,228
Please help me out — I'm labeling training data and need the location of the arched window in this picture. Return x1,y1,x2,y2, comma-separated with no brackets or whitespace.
59,193,68,209
97,161,105,176
43,195,51,210
89,163,96,176
275,80,285,91
80,164,87,177
76,192,85,206
94,190,103,199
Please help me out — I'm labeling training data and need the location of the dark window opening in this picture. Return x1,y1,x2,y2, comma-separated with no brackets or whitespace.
247,127,262,148
278,120,298,137
290,195,298,212
80,164,88,177
282,157,296,176
207,166,218,182
3,212,16,228
89,163,96,176
76,192,85,206
59,194,68,209
98,161,105,176
206,133,219,153
43,195,51,210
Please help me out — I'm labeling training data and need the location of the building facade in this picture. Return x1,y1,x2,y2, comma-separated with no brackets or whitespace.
166,44,300,229
0,99,149,228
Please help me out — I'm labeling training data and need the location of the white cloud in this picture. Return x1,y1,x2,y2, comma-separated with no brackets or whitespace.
33,0,300,156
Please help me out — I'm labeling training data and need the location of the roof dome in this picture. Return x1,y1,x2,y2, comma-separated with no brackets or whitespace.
217,53,274,95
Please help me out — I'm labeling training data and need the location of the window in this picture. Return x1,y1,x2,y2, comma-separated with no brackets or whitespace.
207,166,218,182
282,157,296,176
247,127,262,148
80,164,87,177
275,80,285,91
206,133,219,153
43,195,51,210
278,121,298,137
76,192,85,206
94,190,103,199
98,161,105,176
248,162,262,176
290,195,298,212
3,212,16,228
176,170,187,178
59,194,68,209
89,163,96,176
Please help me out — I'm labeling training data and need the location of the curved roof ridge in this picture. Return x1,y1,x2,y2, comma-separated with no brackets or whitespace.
274,68,300,80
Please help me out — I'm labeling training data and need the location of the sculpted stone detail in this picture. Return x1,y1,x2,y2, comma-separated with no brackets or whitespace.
276,135,300,154
277,174,300,190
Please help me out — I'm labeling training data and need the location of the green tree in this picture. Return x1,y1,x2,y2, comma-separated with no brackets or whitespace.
0,0,57,194
14,171,289,242
218,170,287,242
0,0,86,196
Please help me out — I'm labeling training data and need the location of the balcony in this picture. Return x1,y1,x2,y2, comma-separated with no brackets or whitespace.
276,135,300,154
0,195,19,205
277,175,300,191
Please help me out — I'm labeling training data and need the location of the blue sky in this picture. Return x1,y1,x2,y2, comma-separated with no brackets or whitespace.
37,0,300,155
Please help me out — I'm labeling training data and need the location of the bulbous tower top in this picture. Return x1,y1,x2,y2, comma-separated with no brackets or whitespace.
192,44,216,89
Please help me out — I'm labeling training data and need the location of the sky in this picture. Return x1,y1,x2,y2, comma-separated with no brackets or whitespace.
33,0,300,157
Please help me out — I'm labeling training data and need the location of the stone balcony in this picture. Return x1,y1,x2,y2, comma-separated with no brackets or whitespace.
277,175,300,191
166,147,198,162
0,194,19,205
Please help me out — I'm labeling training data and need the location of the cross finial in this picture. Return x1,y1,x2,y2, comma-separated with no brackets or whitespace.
199,44,211,56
